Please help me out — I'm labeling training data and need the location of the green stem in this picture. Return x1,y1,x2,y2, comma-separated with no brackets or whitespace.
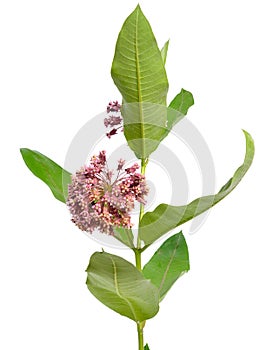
134,158,148,350
134,250,145,350
137,158,148,249
137,322,144,350
135,249,142,271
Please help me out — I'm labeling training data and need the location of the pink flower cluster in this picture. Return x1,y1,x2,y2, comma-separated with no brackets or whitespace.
67,151,148,235
104,101,123,138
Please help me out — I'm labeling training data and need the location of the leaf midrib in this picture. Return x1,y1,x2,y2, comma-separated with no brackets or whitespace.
35,154,60,192
158,234,181,294
135,7,145,157
110,256,137,321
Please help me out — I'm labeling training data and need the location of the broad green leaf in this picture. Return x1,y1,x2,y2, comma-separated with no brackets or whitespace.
86,252,159,322
144,345,150,350
113,227,135,249
111,5,168,105
20,148,71,203
111,5,169,159
161,40,169,65
143,232,189,301
139,130,255,246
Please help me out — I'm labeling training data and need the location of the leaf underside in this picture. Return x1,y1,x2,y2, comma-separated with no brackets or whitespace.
111,5,169,159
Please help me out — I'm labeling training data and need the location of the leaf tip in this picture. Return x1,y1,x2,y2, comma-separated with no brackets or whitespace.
20,148,28,156
241,129,253,139
241,128,252,140
241,129,255,152
135,3,142,12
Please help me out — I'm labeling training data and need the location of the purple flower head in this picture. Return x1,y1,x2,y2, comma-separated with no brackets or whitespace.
67,151,149,235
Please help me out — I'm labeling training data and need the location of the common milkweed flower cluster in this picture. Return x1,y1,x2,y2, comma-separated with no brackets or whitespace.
67,150,148,235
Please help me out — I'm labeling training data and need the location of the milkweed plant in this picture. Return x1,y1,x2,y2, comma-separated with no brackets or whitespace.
20,5,255,350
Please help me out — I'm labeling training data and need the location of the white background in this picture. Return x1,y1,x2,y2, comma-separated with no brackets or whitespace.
1,0,278,349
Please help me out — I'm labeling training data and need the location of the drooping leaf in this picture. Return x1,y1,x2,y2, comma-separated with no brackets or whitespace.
113,227,135,249
143,232,189,301
86,252,159,322
139,130,255,246
20,148,71,203
111,5,169,159
161,40,169,65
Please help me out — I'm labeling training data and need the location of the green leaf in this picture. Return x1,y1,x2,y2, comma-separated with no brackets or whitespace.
20,148,71,203
111,5,169,159
143,232,189,301
139,130,255,246
111,5,168,105
86,252,159,322
144,345,150,350
161,40,169,65
160,89,195,141
113,227,135,249
168,88,194,129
